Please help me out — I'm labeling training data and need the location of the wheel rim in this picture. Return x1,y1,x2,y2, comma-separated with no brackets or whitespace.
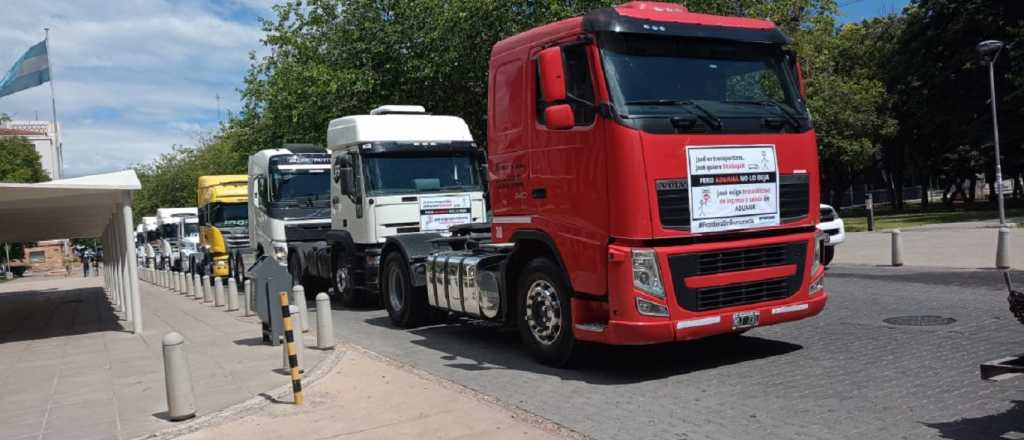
387,264,404,311
334,264,350,294
525,279,562,345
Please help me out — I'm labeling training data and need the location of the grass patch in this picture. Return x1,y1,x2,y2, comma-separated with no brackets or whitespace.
841,203,1024,232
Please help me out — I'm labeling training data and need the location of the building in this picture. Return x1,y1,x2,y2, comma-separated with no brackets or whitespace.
0,119,63,179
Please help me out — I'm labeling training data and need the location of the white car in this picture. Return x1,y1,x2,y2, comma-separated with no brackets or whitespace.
819,204,845,265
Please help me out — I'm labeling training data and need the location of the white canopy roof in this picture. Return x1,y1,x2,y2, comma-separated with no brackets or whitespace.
0,170,141,242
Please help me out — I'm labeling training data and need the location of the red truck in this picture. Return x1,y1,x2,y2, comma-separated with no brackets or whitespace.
373,2,828,366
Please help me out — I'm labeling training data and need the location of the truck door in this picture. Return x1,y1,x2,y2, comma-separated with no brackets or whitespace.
250,174,269,255
529,42,609,295
332,150,370,243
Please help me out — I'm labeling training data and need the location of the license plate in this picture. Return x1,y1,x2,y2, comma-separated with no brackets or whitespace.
733,311,760,329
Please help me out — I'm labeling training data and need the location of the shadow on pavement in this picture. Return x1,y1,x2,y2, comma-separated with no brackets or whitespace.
233,337,265,346
0,287,125,344
363,316,803,385
923,400,1024,439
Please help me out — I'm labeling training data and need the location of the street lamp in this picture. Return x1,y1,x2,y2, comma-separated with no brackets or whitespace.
978,39,1010,269
977,39,1006,225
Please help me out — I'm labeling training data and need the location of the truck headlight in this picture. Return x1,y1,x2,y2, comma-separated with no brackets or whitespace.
272,242,289,266
811,234,825,275
632,249,665,299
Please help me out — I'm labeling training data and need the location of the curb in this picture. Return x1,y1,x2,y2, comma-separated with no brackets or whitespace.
133,345,346,440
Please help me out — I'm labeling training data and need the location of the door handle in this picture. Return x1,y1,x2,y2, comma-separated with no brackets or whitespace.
531,188,547,199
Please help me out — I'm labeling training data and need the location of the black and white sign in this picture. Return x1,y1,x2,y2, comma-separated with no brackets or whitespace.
687,145,780,233
419,195,472,232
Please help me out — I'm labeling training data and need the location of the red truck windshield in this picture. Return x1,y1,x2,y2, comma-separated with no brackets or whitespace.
599,33,810,134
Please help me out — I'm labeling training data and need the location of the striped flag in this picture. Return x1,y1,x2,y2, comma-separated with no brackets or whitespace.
0,41,50,98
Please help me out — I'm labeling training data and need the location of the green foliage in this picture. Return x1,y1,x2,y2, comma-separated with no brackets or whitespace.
0,136,49,183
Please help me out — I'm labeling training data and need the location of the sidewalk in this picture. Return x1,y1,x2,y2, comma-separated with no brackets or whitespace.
175,347,576,440
0,274,325,440
834,219,1024,269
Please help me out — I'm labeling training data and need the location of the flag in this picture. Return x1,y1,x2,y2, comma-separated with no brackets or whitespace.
0,41,50,98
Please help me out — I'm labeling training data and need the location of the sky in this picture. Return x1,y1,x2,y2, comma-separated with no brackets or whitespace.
0,0,273,178
0,0,908,179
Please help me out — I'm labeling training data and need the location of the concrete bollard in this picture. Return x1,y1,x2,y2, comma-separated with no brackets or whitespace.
193,275,203,300
202,275,212,303
293,285,310,333
227,278,239,311
179,273,186,294
316,292,334,349
282,305,306,372
891,229,904,267
176,272,183,293
214,277,225,307
242,280,252,317
997,226,1011,269
161,332,196,421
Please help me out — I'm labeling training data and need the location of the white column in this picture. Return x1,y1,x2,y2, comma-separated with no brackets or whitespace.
114,211,130,322
121,196,142,334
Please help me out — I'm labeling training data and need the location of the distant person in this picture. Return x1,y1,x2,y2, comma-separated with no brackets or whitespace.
82,256,90,277
93,259,100,277
63,256,72,277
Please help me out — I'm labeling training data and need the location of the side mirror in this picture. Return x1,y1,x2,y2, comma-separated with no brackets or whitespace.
544,104,575,130
338,167,355,196
796,63,806,98
538,46,567,102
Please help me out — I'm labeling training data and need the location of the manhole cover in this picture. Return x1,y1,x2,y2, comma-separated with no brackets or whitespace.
883,315,956,326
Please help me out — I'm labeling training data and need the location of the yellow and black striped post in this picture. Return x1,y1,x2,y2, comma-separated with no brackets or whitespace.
279,292,304,405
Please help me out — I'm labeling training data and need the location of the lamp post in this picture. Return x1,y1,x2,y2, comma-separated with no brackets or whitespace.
977,40,1006,225
978,40,1010,269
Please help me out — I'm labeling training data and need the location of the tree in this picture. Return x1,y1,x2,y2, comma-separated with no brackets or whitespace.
0,136,49,183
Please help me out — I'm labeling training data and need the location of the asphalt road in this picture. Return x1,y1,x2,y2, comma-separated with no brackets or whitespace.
326,265,1024,440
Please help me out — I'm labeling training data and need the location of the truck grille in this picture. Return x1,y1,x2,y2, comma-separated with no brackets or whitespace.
224,233,250,249
655,174,810,230
694,278,791,311
668,242,806,312
696,245,788,275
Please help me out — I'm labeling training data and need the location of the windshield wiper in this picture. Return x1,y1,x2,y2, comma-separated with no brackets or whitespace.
624,100,722,130
725,100,802,130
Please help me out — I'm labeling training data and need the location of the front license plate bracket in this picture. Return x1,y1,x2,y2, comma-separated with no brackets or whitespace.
733,311,759,330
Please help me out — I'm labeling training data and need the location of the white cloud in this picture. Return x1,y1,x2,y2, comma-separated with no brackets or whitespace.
0,0,273,177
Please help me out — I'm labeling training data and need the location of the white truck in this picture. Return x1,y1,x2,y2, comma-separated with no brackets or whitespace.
156,207,198,270
244,144,332,289
293,105,487,307
142,216,159,268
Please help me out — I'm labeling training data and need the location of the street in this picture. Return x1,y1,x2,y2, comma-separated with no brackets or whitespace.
327,265,1024,440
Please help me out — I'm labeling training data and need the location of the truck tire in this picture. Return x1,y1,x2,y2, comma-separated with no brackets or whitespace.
232,252,246,288
517,258,585,367
381,252,433,327
333,249,360,308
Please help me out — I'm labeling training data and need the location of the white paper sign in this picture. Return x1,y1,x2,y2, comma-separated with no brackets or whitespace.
419,195,473,233
687,145,780,233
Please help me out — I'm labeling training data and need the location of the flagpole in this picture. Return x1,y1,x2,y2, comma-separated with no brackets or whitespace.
44,28,62,179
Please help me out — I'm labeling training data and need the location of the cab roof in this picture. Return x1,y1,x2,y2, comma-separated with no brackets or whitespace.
492,2,786,57
327,106,474,151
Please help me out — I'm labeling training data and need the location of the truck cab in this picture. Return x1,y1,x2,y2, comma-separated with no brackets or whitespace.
379,2,828,366
197,175,251,283
246,145,332,285
156,207,198,270
314,105,487,306
142,216,158,268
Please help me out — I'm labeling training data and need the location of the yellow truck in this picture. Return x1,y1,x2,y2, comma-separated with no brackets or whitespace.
196,175,251,284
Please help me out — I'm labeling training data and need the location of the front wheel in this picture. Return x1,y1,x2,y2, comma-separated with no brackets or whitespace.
381,252,433,327
517,258,585,367
233,252,246,289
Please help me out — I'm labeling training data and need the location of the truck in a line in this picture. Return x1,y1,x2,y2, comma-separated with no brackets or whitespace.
196,175,252,284
156,207,198,270
352,2,829,366
292,105,488,307
243,144,332,291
